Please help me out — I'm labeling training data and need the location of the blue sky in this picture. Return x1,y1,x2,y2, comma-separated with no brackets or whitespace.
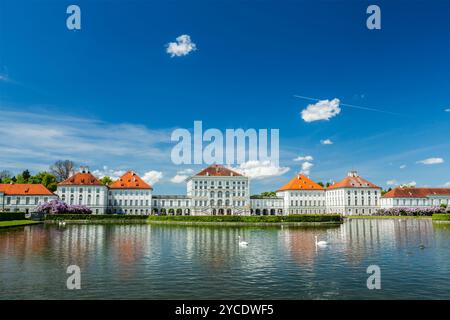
0,0,449,194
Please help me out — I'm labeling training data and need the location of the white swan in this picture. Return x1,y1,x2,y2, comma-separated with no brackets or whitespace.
315,236,327,247
58,221,66,227
238,236,249,247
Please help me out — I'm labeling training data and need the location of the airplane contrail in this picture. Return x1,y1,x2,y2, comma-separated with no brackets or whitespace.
293,94,402,116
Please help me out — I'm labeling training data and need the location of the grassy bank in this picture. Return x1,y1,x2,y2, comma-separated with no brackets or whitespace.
0,220,42,228
432,214,450,221
44,214,343,225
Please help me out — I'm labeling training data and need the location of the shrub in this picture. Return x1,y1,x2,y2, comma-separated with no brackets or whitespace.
36,200,92,215
0,212,26,221
375,207,448,216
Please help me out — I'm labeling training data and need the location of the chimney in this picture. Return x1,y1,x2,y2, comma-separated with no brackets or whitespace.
347,171,358,177
80,166,90,173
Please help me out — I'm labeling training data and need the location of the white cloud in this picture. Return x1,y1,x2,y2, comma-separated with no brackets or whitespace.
300,161,313,175
400,181,417,188
444,182,450,187
170,175,188,183
293,155,313,162
445,109,450,112
386,180,397,186
0,108,172,172
92,166,126,180
300,98,341,122
399,164,406,169
234,160,289,180
170,168,194,183
143,170,163,185
320,139,333,145
166,34,197,57
417,157,444,165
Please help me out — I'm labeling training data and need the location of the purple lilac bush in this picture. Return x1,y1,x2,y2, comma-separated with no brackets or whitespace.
375,206,450,216
36,199,92,215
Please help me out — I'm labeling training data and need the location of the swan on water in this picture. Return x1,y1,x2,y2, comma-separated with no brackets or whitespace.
238,236,249,247
315,236,327,247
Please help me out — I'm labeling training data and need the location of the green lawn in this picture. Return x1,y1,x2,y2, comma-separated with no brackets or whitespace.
0,220,42,228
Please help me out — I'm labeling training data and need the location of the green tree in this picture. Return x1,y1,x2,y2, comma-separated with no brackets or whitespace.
317,181,324,187
260,191,276,197
15,173,25,184
22,170,31,183
100,176,113,186
30,172,58,192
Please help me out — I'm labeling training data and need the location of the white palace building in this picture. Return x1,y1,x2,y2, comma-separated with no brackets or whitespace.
1,164,449,215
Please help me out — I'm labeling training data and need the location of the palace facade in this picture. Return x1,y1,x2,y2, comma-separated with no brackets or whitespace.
1,164,449,215
325,171,381,215
0,184,57,213
381,188,450,208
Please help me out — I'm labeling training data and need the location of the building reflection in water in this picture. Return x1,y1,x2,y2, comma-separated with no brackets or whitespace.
0,219,439,285
281,219,436,267
282,227,333,268
107,224,148,279
339,218,434,265
157,226,246,271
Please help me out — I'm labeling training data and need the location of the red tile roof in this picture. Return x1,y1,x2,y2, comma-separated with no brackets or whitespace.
109,171,153,190
0,184,54,196
328,175,380,189
58,172,103,186
195,164,242,177
277,174,324,191
383,188,450,198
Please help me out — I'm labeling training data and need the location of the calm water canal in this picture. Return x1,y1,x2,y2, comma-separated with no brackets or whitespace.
1,219,450,299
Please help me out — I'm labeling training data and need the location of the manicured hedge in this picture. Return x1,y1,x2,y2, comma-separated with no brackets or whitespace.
0,212,26,221
147,214,343,223
432,214,450,221
44,214,150,221
44,214,342,223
